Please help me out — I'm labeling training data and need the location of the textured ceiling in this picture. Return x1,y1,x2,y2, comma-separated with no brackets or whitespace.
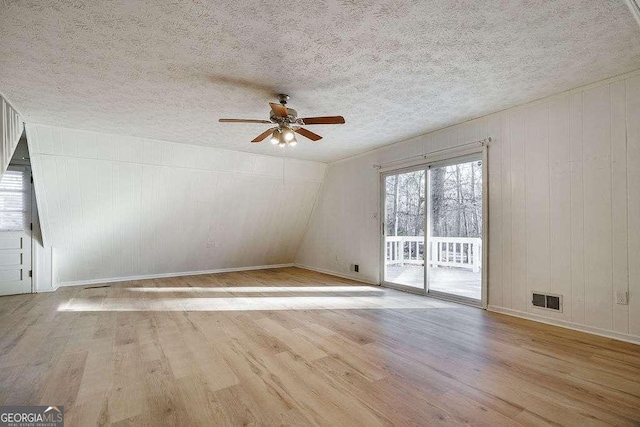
1,0,640,162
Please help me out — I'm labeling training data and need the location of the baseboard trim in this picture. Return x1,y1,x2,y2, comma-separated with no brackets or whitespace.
487,305,640,345
294,263,379,285
34,287,57,293
58,263,295,287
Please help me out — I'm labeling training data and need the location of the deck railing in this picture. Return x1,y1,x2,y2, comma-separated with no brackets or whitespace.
385,236,482,272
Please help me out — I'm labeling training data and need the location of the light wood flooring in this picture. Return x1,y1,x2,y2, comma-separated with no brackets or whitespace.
0,267,639,426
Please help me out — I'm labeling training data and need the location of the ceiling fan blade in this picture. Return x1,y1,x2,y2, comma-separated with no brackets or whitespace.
269,103,289,118
295,127,323,141
219,119,272,124
299,116,345,125
251,127,277,143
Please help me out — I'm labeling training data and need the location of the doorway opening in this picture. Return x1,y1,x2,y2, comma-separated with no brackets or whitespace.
0,165,32,296
381,154,484,305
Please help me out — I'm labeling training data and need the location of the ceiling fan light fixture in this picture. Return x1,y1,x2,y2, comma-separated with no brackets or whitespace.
282,127,295,142
270,129,281,145
218,95,344,146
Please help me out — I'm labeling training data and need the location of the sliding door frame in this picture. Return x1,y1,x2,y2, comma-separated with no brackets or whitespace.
380,163,429,295
379,145,489,308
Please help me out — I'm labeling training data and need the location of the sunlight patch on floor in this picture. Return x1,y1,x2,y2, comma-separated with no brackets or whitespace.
125,286,383,293
57,295,456,312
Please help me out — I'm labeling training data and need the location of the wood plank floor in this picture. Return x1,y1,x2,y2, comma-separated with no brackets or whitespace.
0,267,639,426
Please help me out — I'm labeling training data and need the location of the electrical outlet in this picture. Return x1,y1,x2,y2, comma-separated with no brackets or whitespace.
350,264,359,273
615,290,628,305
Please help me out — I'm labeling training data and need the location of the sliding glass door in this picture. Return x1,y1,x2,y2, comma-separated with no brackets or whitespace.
426,157,482,302
382,155,483,303
382,168,426,291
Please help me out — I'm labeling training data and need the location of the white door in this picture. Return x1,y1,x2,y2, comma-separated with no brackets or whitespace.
0,166,32,296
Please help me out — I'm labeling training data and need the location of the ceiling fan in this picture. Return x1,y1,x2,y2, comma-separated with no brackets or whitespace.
219,94,345,147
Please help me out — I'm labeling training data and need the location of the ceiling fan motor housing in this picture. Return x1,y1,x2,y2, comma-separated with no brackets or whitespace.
277,94,290,105
270,108,298,126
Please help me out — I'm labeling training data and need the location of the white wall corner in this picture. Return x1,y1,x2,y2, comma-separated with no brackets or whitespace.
294,263,380,285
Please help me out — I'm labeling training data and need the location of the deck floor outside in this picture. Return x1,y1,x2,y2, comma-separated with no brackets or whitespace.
386,265,481,300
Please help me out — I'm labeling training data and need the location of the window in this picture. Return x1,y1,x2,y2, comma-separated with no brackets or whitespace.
0,169,28,231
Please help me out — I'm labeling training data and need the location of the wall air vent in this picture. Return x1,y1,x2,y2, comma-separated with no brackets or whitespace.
531,292,562,312
532,293,546,308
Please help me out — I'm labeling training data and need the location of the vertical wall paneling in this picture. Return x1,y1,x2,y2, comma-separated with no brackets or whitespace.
582,85,613,331
611,81,629,334
27,124,326,284
627,76,640,338
510,110,527,312
97,161,115,278
488,113,502,307
548,96,572,320
501,112,513,309
296,70,640,342
525,104,551,313
570,92,586,325
31,190,54,292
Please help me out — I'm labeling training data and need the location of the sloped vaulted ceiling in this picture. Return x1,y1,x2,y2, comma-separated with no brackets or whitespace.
2,1,640,162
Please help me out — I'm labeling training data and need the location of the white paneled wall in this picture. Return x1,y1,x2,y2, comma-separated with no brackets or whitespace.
27,124,326,285
297,71,640,343
0,94,22,176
